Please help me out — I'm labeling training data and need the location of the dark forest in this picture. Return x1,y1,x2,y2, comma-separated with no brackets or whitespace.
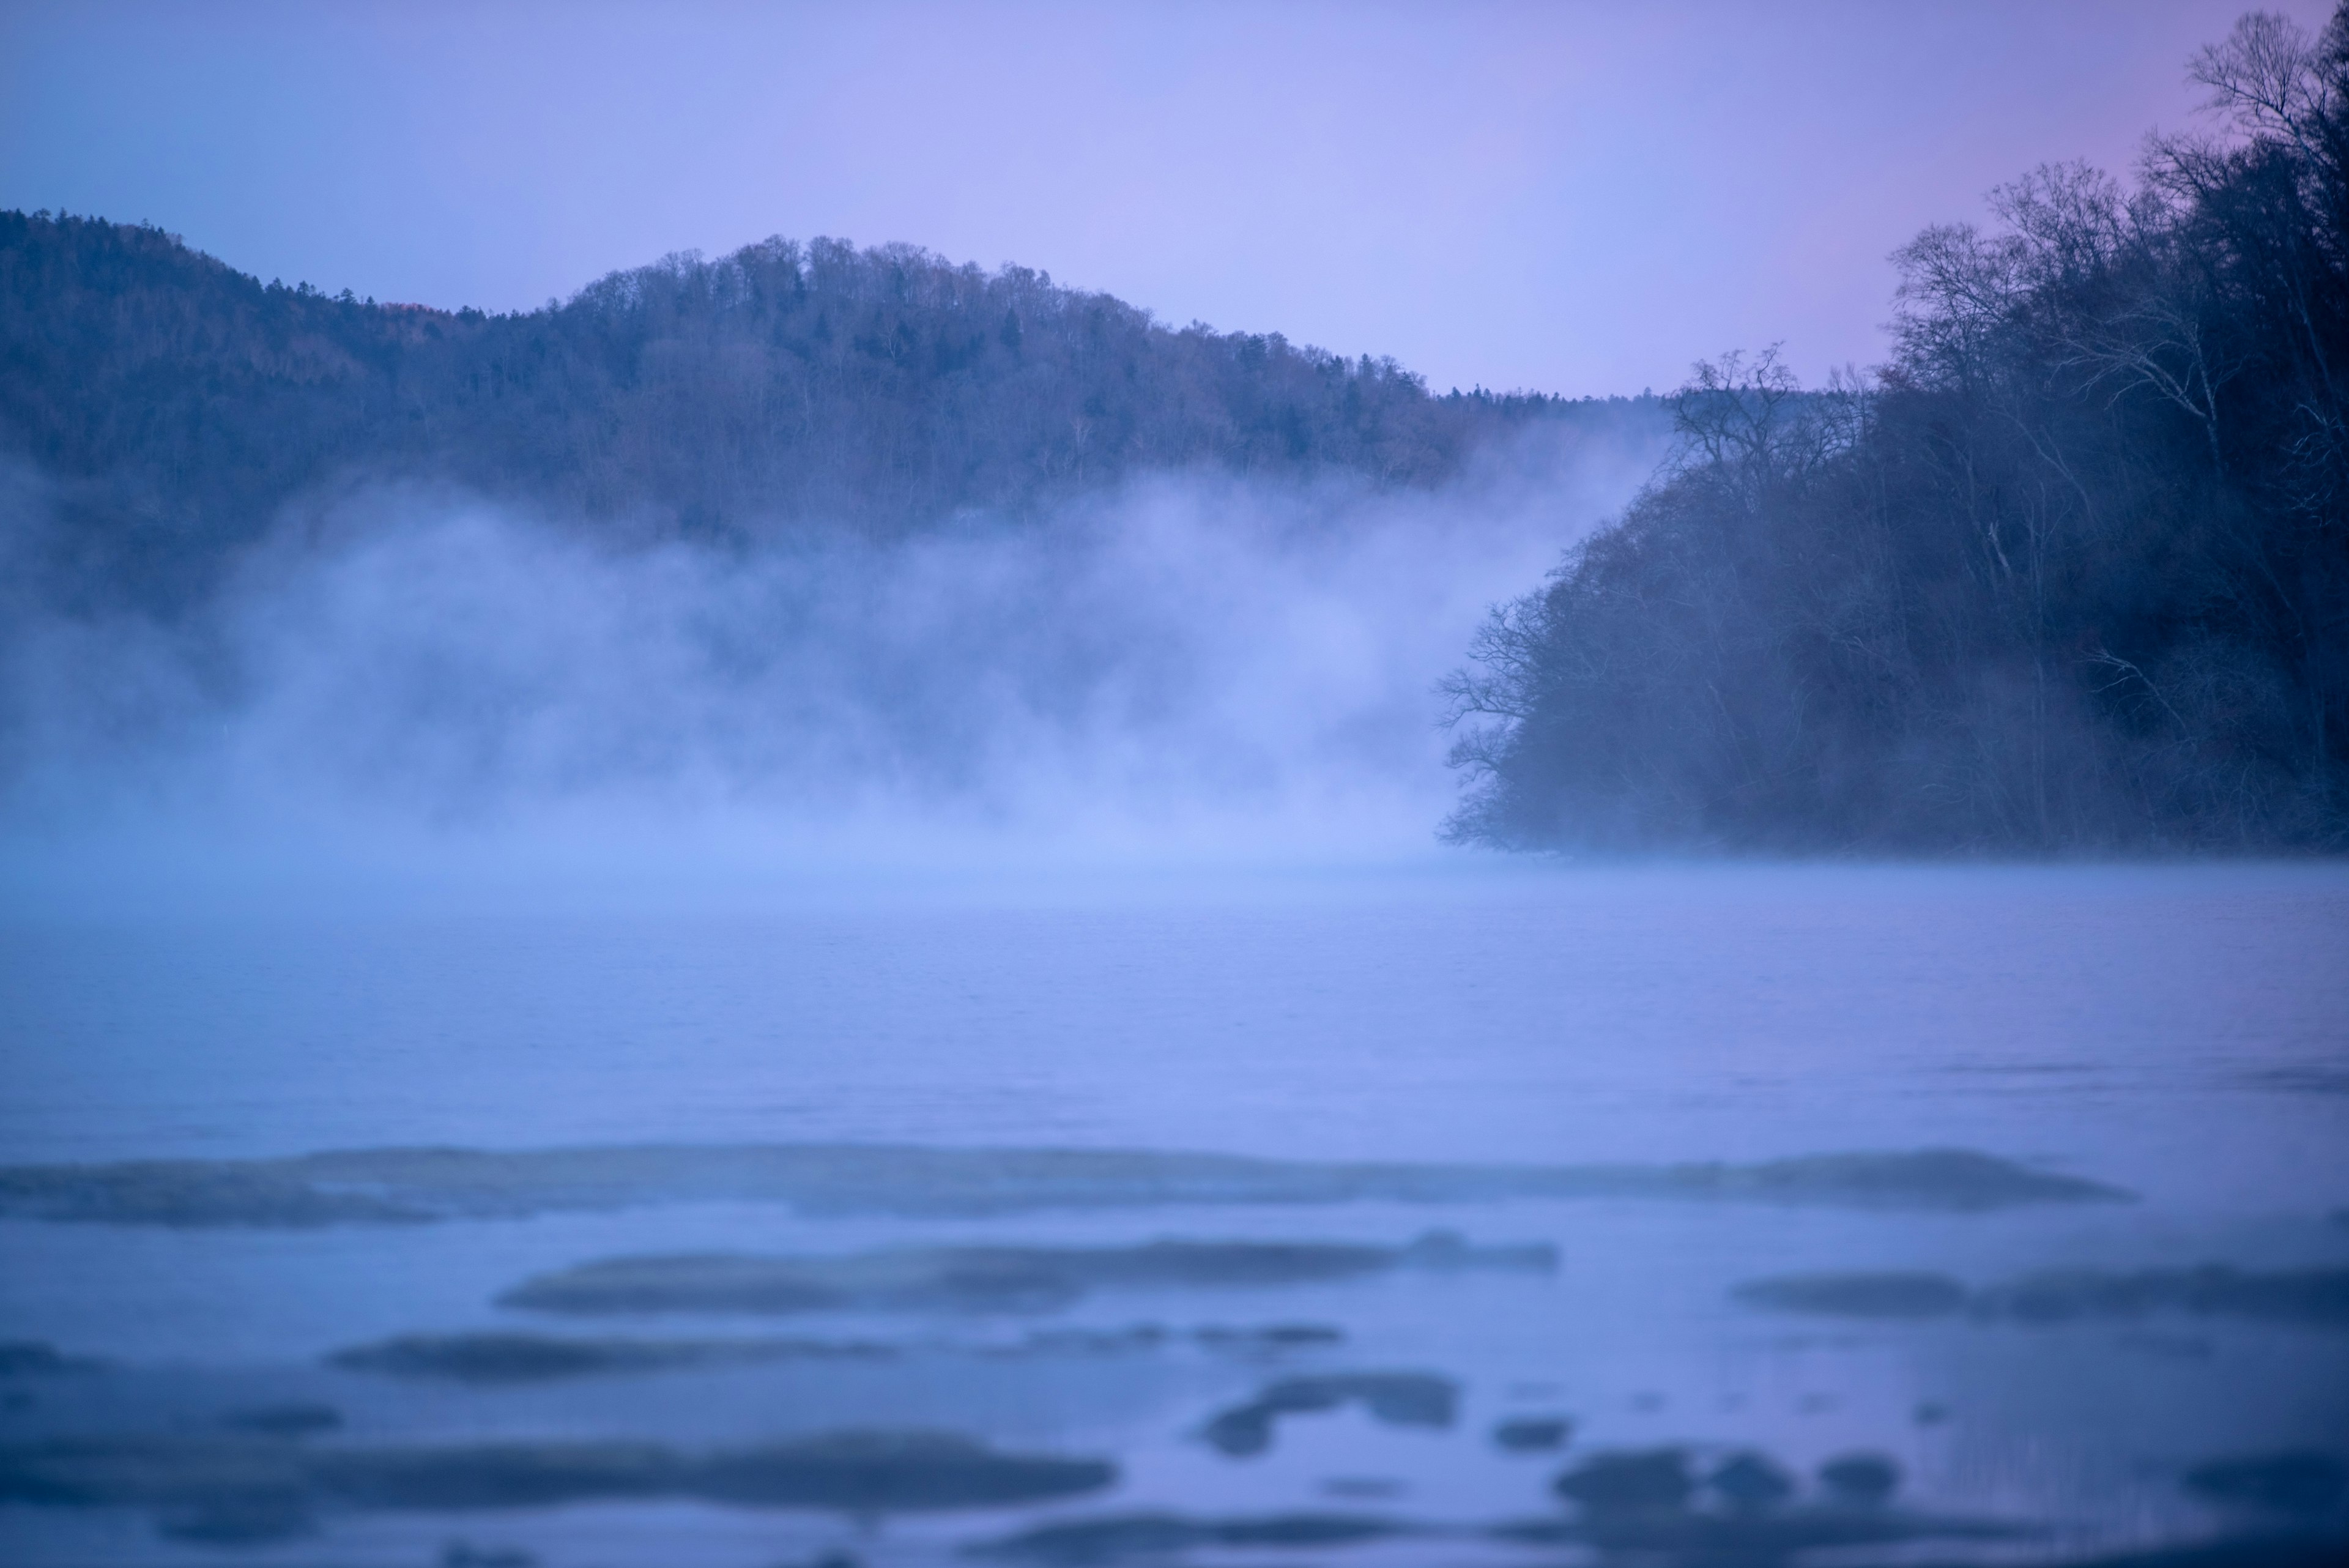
1445,10,2349,852
0,217,1616,614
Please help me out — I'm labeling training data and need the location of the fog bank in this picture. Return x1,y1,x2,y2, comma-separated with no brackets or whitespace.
0,431,1661,908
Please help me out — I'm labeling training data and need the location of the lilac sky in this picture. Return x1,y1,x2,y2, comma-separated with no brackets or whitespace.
3,1,2335,396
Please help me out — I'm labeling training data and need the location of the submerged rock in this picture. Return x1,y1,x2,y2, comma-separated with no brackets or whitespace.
1709,1450,1796,1507
968,1514,1211,1563
1515,1445,2019,1559
442,1544,539,1568
1200,1373,1458,1457
329,1331,894,1383
1965,1541,2349,1568
331,1332,686,1382
1190,1322,1344,1350
332,1321,1334,1383
304,1433,1094,1513
1735,1272,1969,1318
1983,1267,2349,1326
502,1235,1551,1318
1818,1451,1902,1505
1501,1502,2024,1558
1553,1448,1696,1512
688,1432,1115,1511
0,1428,1113,1537
1734,1266,2349,1328
156,1492,317,1545
967,1510,1413,1564
0,1160,431,1227
0,1142,2129,1228
1709,1149,2128,1209
2184,1451,2348,1514
0,1433,316,1539
1493,1416,1573,1452
308,1441,680,1510
221,1403,342,1436
0,1340,106,1375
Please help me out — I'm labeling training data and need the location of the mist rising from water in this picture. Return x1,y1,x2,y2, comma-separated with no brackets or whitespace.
0,428,1662,907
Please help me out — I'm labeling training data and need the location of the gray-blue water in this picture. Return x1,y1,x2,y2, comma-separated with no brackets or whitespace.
2,860,2346,1566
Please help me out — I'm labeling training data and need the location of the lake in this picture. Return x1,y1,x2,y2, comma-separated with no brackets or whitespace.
2,860,2345,1566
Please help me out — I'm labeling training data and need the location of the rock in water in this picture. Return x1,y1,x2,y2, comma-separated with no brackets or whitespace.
0,1429,1114,1534
1493,1416,1572,1452
501,1237,1549,1317
0,1143,2128,1228
1554,1449,1695,1512
688,1431,1115,1510
1200,1373,1458,1457
2183,1451,2348,1514
1732,1273,1970,1318
1818,1452,1902,1505
221,1403,341,1437
1709,1451,1796,1507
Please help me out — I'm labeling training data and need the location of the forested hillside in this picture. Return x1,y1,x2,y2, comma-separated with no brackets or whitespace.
1445,8,2349,853
0,215,1626,611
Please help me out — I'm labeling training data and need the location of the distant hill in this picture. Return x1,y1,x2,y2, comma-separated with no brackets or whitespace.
0,212,1652,610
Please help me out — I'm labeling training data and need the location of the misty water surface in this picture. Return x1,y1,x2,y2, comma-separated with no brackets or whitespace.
2,863,2345,1566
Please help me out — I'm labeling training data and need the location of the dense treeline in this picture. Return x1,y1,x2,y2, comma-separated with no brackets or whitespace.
0,216,1626,612
1445,8,2349,852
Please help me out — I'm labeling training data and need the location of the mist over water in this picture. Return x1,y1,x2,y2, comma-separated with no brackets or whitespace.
0,427,1663,907
2,858,2345,1568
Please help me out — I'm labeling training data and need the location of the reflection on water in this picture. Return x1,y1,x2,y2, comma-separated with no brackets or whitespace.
1,863,2345,1564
